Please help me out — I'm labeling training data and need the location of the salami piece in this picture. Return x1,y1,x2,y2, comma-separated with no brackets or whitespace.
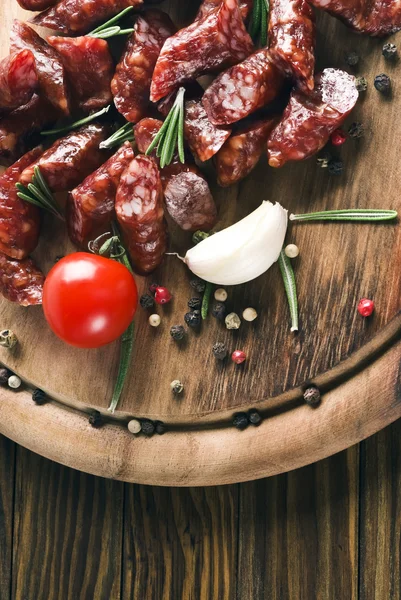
202,49,285,125
32,0,144,36
0,147,43,261
11,21,70,116
269,0,316,91
0,50,37,113
47,36,113,113
164,172,217,232
215,116,277,186
19,124,110,192
134,117,199,187
115,155,167,274
0,94,59,167
150,0,254,102
17,0,57,9
268,69,358,167
0,252,44,306
195,0,253,20
308,0,401,36
67,141,134,248
111,10,176,123
184,99,232,162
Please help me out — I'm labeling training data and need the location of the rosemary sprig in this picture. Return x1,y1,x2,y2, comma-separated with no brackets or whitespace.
146,87,185,168
279,249,299,332
93,226,135,414
41,105,111,137
249,0,269,47
100,122,134,150
91,26,134,40
201,282,213,320
290,209,398,222
16,166,63,219
89,6,134,35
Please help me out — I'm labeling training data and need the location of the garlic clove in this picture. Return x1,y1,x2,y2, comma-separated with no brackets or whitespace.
184,202,288,286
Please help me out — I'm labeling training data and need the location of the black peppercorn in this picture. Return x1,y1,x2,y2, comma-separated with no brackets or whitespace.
212,302,226,320
140,293,155,309
190,278,206,293
303,386,321,406
155,421,166,435
382,43,397,60
0,367,10,385
184,310,201,328
355,76,368,92
188,297,202,310
141,419,155,436
248,409,262,426
374,73,391,94
149,282,160,294
32,388,47,405
328,159,344,175
348,121,365,139
89,410,103,428
233,412,249,430
170,325,186,341
213,342,228,360
345,51,359,66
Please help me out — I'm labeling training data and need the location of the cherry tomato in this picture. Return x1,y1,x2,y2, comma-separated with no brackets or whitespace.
43,253,138,348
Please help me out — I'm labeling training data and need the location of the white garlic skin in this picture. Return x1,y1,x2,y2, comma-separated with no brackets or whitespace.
185,201,288,285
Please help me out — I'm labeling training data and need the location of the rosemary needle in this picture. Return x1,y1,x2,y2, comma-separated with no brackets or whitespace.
146,87,186,167
290,209,398,222
41,105,110,137
279,249,299,332
16,166,63,219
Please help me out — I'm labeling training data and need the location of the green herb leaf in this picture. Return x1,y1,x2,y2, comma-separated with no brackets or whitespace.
201,282,213,320
89,6,134,35
41,105,111,137
279,249,299,332
16,167,63,219
146,87,186,167
290,209,398,222
249,0,269,47
100,122,134,149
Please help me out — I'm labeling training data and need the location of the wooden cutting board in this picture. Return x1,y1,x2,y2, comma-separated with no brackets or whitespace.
1,0,401,486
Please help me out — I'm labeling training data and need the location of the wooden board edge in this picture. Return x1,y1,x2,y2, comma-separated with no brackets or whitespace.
1,327,400,486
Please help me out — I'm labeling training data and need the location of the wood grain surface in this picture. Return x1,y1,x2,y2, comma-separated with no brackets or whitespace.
2,425,401,600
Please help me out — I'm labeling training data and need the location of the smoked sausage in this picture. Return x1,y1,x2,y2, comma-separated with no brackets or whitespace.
67,141,134,248
115,155,167,274
195,0,253,20
164,172,217,232
0,252,44,306
184,99,232,162
16,0,57,10
0,50,37,113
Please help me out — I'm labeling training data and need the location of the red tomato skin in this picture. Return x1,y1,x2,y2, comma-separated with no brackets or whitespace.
43,253,138,348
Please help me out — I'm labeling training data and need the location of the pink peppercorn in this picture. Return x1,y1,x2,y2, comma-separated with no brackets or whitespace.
154,286,172,305
232,350,246,364
331,129,347,146
358,298,375,317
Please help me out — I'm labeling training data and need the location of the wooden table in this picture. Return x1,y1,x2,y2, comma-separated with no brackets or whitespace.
1,422,399,600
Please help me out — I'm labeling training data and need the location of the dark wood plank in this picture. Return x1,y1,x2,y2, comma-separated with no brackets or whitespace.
0,435,15,600
237,447,359,600
12,447,124,600
122,484,239,600
359,420,401,600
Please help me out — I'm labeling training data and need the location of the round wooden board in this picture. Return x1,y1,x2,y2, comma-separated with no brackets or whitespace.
1,0,401,486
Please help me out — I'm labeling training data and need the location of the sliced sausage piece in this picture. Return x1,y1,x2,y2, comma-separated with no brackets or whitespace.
47,36,114,113
0,147,44,261
215,117,277,186
202,49,285,125
115,155,167,274
164,172,217,232
11,21,70,116
267,69,358,167
0,51,37,113
195,0,253,20
67,141,134,248
269,0,316,91
308,0,401,36
16,0,57,9
0,94,60,167
111,9,176,123
184,98,232,162
0,252,44,306
32,0,144,36
150,0,254,102
19,124,110,192
134,117,199,188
